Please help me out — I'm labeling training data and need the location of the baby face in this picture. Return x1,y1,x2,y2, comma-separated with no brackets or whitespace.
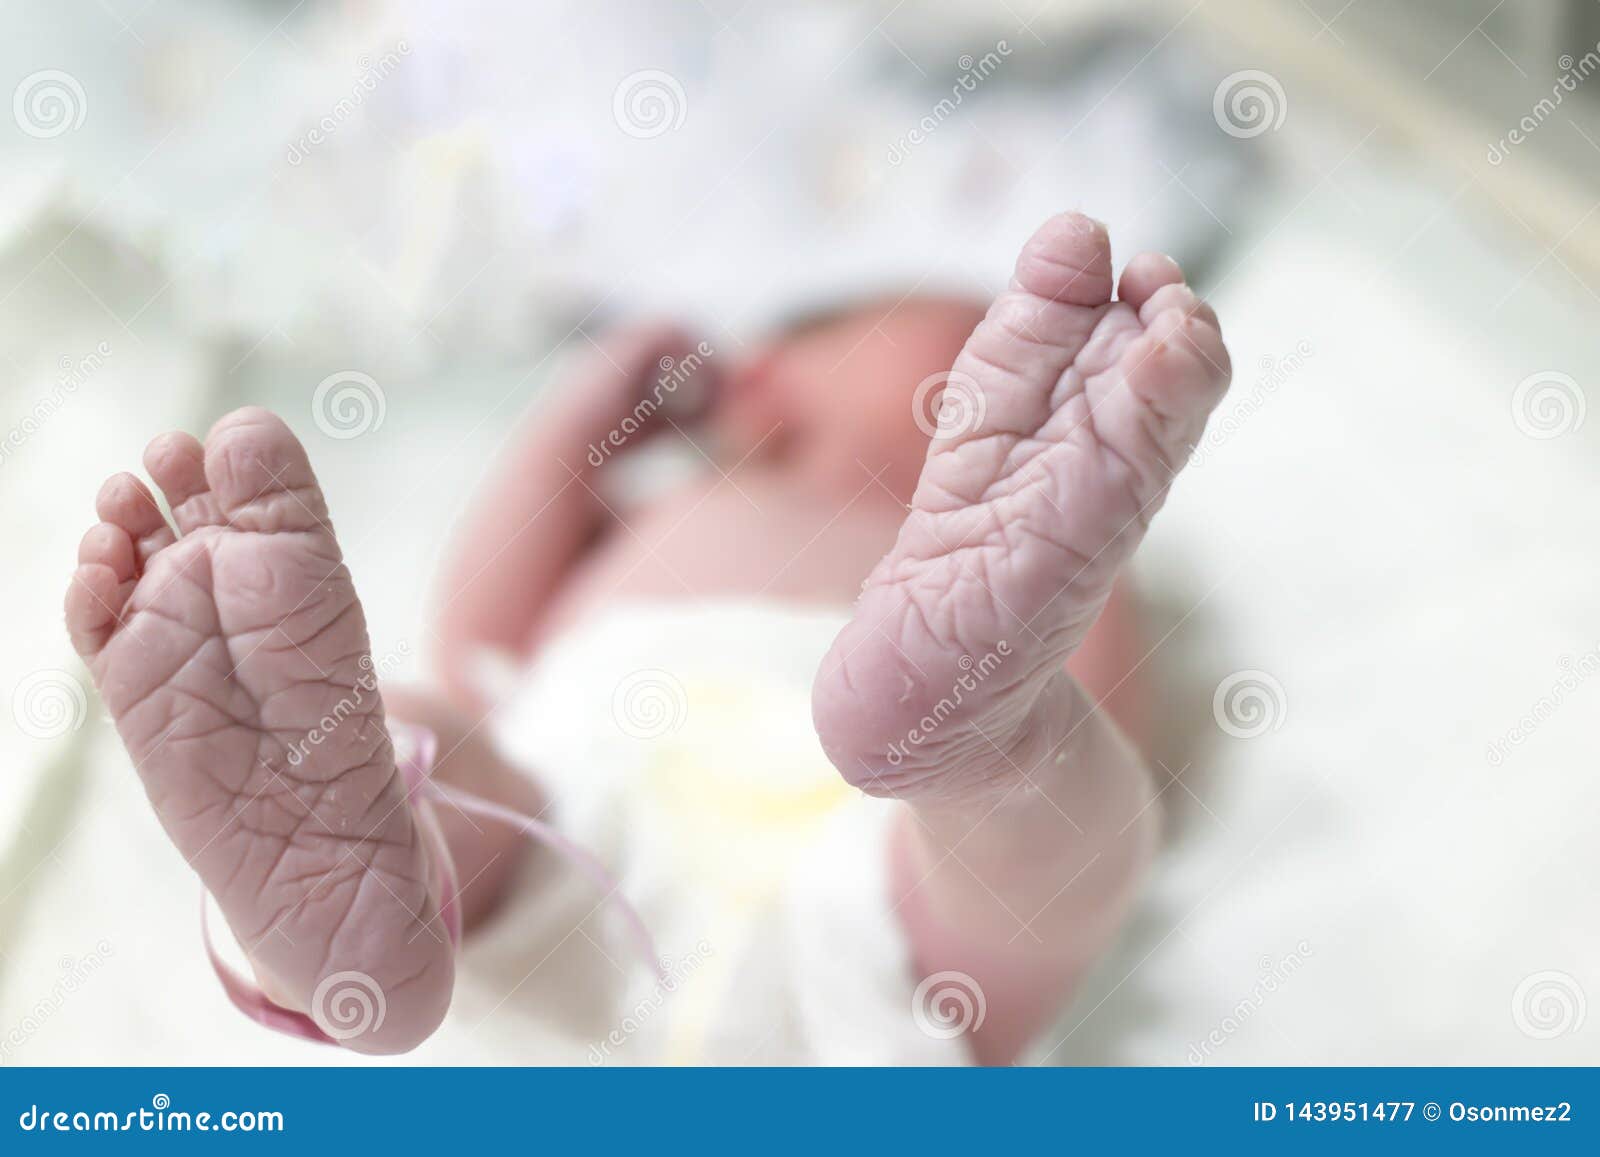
710,295,987,501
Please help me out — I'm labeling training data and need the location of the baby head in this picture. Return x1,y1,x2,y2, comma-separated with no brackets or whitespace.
710,294,988,502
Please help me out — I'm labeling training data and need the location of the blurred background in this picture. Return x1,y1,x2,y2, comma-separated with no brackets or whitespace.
2,0,1598,1064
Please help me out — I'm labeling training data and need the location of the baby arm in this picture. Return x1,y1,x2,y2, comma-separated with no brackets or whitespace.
432,324,703,710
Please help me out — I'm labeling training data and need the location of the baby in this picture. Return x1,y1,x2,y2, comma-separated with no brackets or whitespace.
64,213,1230,1064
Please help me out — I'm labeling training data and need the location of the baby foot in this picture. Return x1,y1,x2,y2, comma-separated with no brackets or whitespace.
65,408,453,1053
813,213,1231,801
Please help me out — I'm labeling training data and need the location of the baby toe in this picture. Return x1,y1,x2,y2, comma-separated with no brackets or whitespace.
946,214,1121,444
65,563,125,658
1138,281,1220,334
1126,308,1233,422
78,521,137,582
203,407,331,533
145,431,221,533
1117,252,1185,311
1010,211,1115,306
95,472,175,564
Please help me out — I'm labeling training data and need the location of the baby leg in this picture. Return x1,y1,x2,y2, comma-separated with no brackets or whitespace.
813,213,1231,1063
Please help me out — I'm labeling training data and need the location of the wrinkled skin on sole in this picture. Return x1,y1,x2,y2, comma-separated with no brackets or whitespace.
813,213,1232,801
66,408,453,1054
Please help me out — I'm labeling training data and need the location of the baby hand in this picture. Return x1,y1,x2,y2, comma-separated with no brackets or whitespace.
568,322,719,465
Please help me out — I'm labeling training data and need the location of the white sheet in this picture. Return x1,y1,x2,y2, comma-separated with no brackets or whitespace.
3,3,1597,1067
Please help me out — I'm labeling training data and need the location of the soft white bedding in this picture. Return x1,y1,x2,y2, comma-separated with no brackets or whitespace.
2,2,1597,1065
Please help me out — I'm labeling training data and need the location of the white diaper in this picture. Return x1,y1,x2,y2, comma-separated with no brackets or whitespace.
429,600,966,1066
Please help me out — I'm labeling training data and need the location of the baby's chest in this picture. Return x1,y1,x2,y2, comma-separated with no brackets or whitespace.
548,475,899,626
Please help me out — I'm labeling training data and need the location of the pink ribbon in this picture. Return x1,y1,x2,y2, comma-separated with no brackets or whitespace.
203,722,661,1045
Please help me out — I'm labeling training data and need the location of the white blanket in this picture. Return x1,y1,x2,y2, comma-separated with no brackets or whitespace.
4,1,1598,1067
